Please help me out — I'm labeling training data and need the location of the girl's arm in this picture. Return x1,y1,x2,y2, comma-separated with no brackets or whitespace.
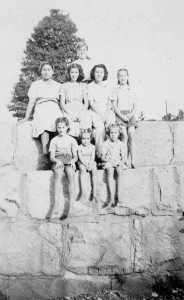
60,94,72,117
111,101,129,122
89,100,105,121
76,93,89,120
19,99,35,123
70,149,78,169
50,150,64,169
126,102,137,119
78,148,88,166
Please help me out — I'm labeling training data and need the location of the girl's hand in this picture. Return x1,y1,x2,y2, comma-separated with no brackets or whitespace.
70,160,76,169
87,161,93,171
119,161,128,169
19,117,28,123
121,115,129,122
126,113,133,120
55,160,64,169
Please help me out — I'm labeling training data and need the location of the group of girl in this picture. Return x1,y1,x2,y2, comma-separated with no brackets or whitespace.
20,40,138,218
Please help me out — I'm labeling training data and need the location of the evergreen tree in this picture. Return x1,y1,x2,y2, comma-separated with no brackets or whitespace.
8,9,80,118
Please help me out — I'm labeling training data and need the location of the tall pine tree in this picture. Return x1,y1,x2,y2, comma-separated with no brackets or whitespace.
8,9,81,118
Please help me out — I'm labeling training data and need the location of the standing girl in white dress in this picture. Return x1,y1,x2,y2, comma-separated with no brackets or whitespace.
87,64,115,158
110,69,138,168
20,62,62,159
78,128,97,201
60,63,90,138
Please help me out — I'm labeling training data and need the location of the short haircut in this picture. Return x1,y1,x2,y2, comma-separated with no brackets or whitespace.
55,117,70,128
90,64,108,81
106,123,120,135
39,61,54,74
76,40,88,51
67,63,84,82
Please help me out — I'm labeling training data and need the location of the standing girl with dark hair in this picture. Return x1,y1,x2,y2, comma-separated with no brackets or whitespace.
60,63,90,138
87,64,115,158
19,61,63,160
110,69,138,168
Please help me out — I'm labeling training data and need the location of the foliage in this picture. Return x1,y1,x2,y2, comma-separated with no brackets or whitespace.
138,110,145,121
162,109,184,121
151,273,184,299
8,9,81,118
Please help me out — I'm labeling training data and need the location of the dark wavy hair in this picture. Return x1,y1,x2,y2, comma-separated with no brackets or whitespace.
67,63,84,82
90,64,108,81
117,68,129,85
55,117,70,132
39,61,54,74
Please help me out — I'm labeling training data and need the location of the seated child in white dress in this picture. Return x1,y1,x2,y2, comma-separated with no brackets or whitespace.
78,128,98,201
101,123,127,208
49,117,78,219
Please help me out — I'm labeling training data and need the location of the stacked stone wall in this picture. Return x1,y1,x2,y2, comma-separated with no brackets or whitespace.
1,120,184,299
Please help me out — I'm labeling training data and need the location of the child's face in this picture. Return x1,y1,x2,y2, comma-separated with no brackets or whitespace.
41,64,54,80
109,127,119,142
57,122,68,136
94,67,104,83
118,70,128,85
81,133,90,146
77,45,88,60
70,67,79,82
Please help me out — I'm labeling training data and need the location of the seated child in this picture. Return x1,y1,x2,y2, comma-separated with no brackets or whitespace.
101,123,127,208
49,117,78,219
78,128,98,201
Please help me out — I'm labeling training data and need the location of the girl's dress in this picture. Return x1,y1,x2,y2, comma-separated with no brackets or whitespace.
28,79,62,137
110,85,138,128
78,143,96,170
60,82,90,137
101,139,125,168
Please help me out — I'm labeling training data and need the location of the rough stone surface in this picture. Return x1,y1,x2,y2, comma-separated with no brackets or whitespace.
65,216,134,275
173,122,184,165
1,121,184,299
0,121,16,168
134,216,184,273
135,121,173,167
0,167,22,218
13,122,42,170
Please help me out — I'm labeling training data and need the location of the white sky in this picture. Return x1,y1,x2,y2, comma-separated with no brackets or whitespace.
0,0,184,119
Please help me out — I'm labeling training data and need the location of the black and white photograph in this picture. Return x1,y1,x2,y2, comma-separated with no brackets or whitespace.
0,0,184,299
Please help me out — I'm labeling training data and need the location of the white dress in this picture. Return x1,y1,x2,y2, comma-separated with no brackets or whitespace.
28,79,63,137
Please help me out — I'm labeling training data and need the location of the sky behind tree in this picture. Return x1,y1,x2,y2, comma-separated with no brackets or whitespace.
0,0,184,119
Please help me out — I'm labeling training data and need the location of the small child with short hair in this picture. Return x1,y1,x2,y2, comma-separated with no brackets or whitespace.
49,117,78,219
101,123,127,208
78,128,98,201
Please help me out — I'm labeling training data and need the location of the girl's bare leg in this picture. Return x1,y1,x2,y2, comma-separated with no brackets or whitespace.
91,165,98,200
65,166,75,202
128,127,135,168
79,164,87,198
41,131,50,155
119,126,128,163
53,168,63,216
106,167,115,204
116,166,123,204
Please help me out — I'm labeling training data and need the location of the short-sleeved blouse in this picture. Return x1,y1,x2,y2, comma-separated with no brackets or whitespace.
101,139,125,162
49,135,78,157
59,82,87,103
28,79,61,103
110,85,137,111
87,81,111,116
